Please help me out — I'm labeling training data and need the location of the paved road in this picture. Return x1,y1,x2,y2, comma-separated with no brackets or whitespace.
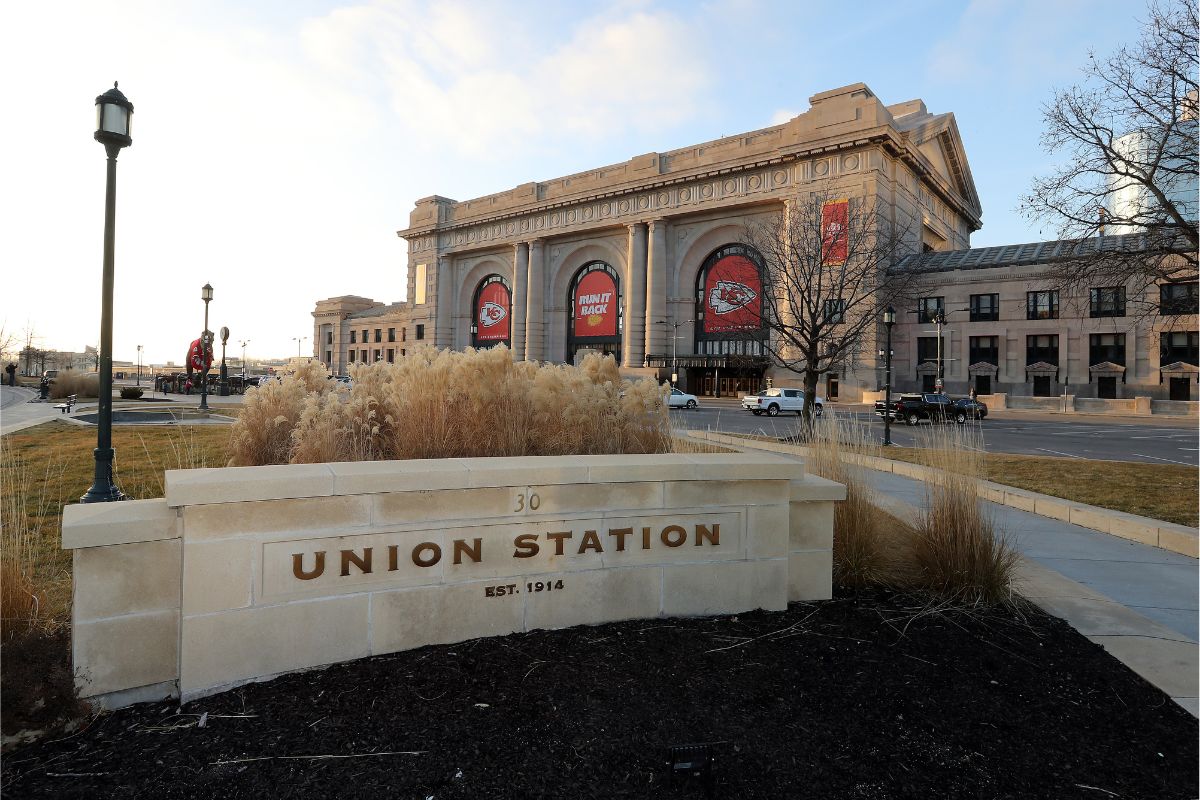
669,399,1199,466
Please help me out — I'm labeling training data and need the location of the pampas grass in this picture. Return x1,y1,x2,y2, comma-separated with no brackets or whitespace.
0,440,66,639
49,370,98,399
228,347,671,466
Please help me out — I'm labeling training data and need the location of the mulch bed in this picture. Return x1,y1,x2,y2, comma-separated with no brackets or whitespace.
3,590,1196,799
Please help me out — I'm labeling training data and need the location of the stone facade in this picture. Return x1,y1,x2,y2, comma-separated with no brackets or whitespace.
313,81,1197,401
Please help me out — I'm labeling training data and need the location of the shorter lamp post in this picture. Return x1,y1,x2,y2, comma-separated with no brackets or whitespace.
136,344,142,386
199,283,213,411
653,319,693,386
293,336,307,359
218,326,230,396
882,306,895,447
240,340,250,380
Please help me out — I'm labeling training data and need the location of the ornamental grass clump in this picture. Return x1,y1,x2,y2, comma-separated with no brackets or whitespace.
227,347,670,466
807,412,901,588
49,370,98,399
0,440,65,640
909,424,1019,607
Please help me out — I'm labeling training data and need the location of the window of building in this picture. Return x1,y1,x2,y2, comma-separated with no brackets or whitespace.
388,328,396,343
350,330,356,344
326,332,333,345
416,325,425,340
1089,333,1126,365
402,327,407,342
1026,334,1059,365
401,349,406,357
347,351,355,363
387,348,394,363
361,330,368,343
568,261,622,364
1027,291,1059,320
325,350,332,365
1160,282,1198,315
1089,287,1125,318
969,336,999,366
374,329,382,343
693,244,767,359
969,293,999,322
1160,331,1199,365
917,337,943,363
823,298,845,324
360,349,367,362
415,264,427,305
918,296,944,324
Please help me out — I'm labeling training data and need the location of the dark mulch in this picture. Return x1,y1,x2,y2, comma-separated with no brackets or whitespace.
3,591,1196,799
1,627,89,741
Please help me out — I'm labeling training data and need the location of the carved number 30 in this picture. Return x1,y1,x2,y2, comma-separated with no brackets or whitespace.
514,491,541,512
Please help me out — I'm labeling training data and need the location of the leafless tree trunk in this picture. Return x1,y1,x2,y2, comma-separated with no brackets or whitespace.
1023,0,1198,314
742,187,918,433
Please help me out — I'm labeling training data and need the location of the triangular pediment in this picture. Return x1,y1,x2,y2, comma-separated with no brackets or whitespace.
897,111,982,220
916,360,940,373
967,361,999,374
1088,361,1127,373
1160,361,1199,373
1025,361,1058,372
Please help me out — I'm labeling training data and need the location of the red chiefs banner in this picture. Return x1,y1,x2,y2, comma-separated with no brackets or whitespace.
821,199,849,266
187,337,213,372
704,255,762,333
475,281,510,342
573,270,618,337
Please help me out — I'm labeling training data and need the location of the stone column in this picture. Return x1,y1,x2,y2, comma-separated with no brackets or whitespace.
435,256,454,349
525,239,545,362
624,222,648,367
645,219,668,358
511,243,528,359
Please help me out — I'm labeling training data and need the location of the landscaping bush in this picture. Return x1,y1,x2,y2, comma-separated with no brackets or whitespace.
49,370,98,399
229,347,671,466
909,424,1019,607
120,387,144,400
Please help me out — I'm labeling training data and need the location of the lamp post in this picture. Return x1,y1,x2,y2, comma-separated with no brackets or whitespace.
654,319,693,386
199,283,213,411
882,306,896,447
81,82,133,504
293,336,307,359
240,340,250,380
136,344,142,386
218,326,230,396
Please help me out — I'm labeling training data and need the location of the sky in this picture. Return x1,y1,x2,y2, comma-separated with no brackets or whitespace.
1,0,1146,366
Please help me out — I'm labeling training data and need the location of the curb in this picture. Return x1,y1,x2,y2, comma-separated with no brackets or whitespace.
685,430,1199,558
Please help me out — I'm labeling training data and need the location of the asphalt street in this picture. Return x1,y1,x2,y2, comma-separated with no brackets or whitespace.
669,399,1199,466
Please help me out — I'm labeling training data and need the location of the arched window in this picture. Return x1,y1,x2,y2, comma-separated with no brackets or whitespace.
566,261,622,365
694,244,768,356
471,275,511,349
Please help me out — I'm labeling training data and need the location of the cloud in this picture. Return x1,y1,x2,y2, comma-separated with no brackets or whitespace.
770,108,798,124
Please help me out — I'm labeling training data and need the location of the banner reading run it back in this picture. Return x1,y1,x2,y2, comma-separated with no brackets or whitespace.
476,281,511,342
704,255,762,333
574,270,618,337
821,199,849,266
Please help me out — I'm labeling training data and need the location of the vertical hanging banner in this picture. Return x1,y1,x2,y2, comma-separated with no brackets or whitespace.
574,270,618,337
475,281,511,342
704,255,762,333
821,199,849,266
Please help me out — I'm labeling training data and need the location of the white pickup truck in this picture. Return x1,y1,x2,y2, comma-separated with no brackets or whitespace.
740,387,825,417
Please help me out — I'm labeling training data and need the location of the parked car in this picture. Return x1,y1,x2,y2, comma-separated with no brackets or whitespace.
666,388,699,409
741,387,824,417
874,393,985,424
953,397,988,421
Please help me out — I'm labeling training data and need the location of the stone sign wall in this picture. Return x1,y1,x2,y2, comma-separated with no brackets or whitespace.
63,452,844,708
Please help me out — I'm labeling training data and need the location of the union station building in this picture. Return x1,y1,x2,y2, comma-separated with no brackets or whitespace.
314,82,1198,402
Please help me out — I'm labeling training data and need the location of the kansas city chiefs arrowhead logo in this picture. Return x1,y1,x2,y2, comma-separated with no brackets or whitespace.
708,281,757,314
479,301,507,327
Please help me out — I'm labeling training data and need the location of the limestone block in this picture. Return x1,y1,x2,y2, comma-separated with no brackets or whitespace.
166,463,336,507
1097,512,1157,546
746,505,789,558
62,498,178,549
180,595,369,697
462,457,590,488
584,454,696,484
330,458,471,495
440,518,606,580
1066,506,1114,536
595,512,741,567
524,481,664,515
788,550,834,602
789,501,834,551
74,610,179,697
1002,490,1037,512
183,495,371,541
1158,526,1199,558
182,539,255,614
788,475,847,502
662,559,788,616
371,582,525,655
524,567,662,631
1034,497,1074,522
374,487,514,526
979,483,1007,504
73,539,181,622
683,452,804,482
664,479,789,509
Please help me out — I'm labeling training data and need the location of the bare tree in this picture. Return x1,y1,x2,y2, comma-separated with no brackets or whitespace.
1023,0,1198,311
741,187,918,430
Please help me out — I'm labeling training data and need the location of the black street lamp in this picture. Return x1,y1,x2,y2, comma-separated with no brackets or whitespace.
218,326,230,396
240,340,250,380
81,82,133,504
882,306,896,447
136,344,142,386
199,283,213,411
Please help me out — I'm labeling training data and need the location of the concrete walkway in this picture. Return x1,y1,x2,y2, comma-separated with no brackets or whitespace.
0,385,67,435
